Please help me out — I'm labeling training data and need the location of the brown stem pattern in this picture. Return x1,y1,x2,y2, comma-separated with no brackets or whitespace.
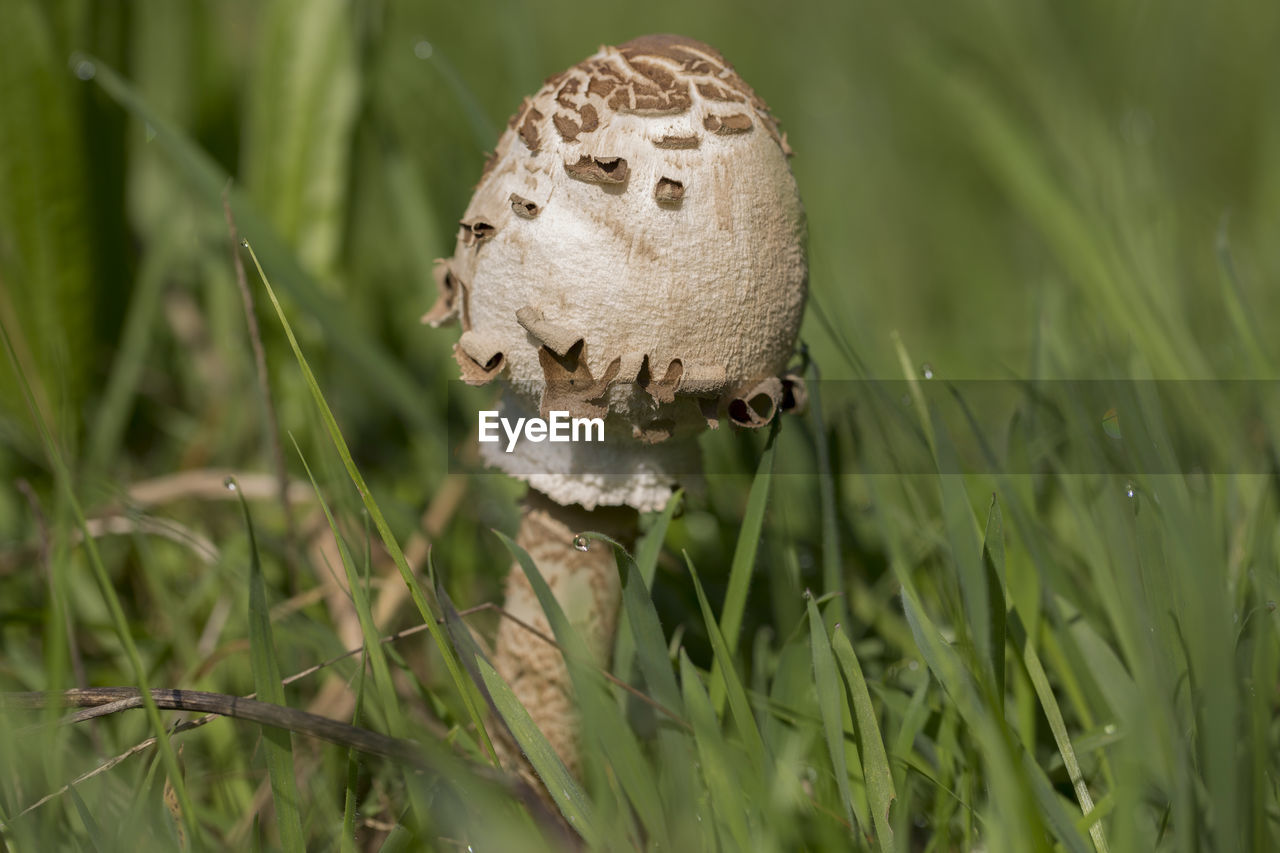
492,489,636,778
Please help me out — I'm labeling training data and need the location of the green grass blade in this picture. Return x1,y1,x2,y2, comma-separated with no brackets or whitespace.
896,572,1061,853
340,652,367,853
581,536,696,843
891,676,931,758
710,420,779,712
806,594,861,839
474,655,599,846
1008,608,1109,853
243,0,358,279
832,626,897,853
435,577,504,721
491,532,592,670
236,482,305,852
679,650,752,851
292,437,414,739
636,490,681,589
0,2,93,437
66,784,103,853
1214,222,1271,373
896,336,1004,703
1019,750,1098,853
84,244,170,473
291,436,436,828
612,540,683,717
0,314,202,849
807,360,847,629
687,554,768,775
494,531,668,845
981,495,1008,700
933,417,998,699
243,241,495,760
891,331,936,458
612,490,682,687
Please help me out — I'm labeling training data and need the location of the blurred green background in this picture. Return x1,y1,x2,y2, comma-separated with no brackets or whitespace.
3,0,1280,849
4,0,1278,483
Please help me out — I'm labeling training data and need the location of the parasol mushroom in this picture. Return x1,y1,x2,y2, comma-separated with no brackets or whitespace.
426,34,808,778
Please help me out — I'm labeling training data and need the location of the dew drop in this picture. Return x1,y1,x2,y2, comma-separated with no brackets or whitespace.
571,534,589,552
802,588,812,600
1124,482,1136,499
921,363,934,380
240,238,249,248
224,476,238,492
1104,723,1117,734
71,55,96,80
908,659,919,671
413,40,434,60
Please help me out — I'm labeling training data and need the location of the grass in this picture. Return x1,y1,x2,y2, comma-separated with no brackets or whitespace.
2,0,1279,850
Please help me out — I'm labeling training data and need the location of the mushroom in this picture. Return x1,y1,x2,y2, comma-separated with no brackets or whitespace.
426,34,807,779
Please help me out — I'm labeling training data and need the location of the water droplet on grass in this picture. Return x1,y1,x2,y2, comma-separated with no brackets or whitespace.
224,476,238,492
1125,482,1136,499
572,534,589,551
70,54,96,80
921,363,934,380
240,238,249,248
414,40,434,59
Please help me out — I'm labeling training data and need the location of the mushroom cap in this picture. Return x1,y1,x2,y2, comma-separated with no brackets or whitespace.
430,35,807,509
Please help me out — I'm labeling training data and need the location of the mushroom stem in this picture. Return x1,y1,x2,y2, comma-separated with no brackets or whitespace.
493,489,637,778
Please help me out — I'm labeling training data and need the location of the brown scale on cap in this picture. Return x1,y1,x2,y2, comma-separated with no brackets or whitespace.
432,34,805,446
503,34,786,166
